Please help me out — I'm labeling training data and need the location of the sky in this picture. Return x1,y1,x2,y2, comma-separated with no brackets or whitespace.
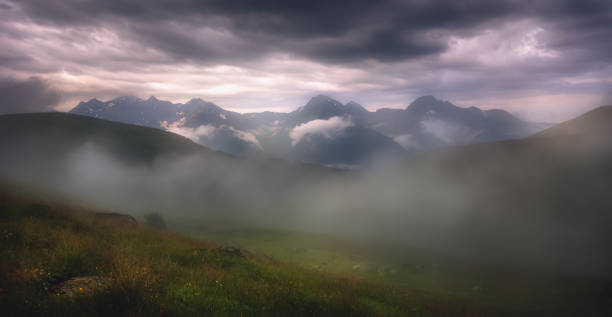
0,0,611,122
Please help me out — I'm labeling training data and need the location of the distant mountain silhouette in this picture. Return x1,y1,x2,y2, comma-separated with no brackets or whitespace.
369,96,547,150
69,95,547,165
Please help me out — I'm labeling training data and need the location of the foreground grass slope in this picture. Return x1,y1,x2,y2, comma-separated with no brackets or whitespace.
178,227,612,316
1,189,531,317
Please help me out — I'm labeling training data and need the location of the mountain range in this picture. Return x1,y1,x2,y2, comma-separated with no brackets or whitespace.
70,95,549,165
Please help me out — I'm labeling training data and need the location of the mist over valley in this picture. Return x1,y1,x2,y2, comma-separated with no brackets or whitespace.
2,0,612,315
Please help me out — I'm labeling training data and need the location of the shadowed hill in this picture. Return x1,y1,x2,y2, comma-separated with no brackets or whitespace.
402,106,612,275
532,105,612,138
0,112,212,164
0,112,342,219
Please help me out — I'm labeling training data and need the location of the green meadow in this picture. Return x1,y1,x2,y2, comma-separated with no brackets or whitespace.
1,194,534,317
178,226,612,316
6,192,608,316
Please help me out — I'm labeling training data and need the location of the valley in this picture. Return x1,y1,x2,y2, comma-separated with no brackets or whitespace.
1,106,611,316
3,1,611,315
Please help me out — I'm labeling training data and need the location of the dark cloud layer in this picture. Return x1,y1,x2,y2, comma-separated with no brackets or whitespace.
0,0,610,121
10,0,610,64
0,77,61,114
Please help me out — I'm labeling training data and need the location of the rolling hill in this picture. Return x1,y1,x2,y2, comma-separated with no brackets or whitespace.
0,112,341,220
401,106,612,275
0,112,208,164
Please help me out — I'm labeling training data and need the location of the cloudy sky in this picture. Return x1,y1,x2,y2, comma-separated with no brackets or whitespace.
1,0,611,122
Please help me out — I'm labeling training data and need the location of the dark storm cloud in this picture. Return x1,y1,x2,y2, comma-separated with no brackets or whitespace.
6,0,611,65
524,0,612,67
299,29,446,63
205,0,377,37
10,0,526,64
1,0,611,121
10,0,611,66
0,77,61,114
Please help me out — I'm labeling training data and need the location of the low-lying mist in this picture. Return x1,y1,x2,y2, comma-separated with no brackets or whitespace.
2,124,612,278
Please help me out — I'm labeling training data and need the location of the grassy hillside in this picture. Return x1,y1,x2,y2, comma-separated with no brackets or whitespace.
176,226,612,316
0,186,540,317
